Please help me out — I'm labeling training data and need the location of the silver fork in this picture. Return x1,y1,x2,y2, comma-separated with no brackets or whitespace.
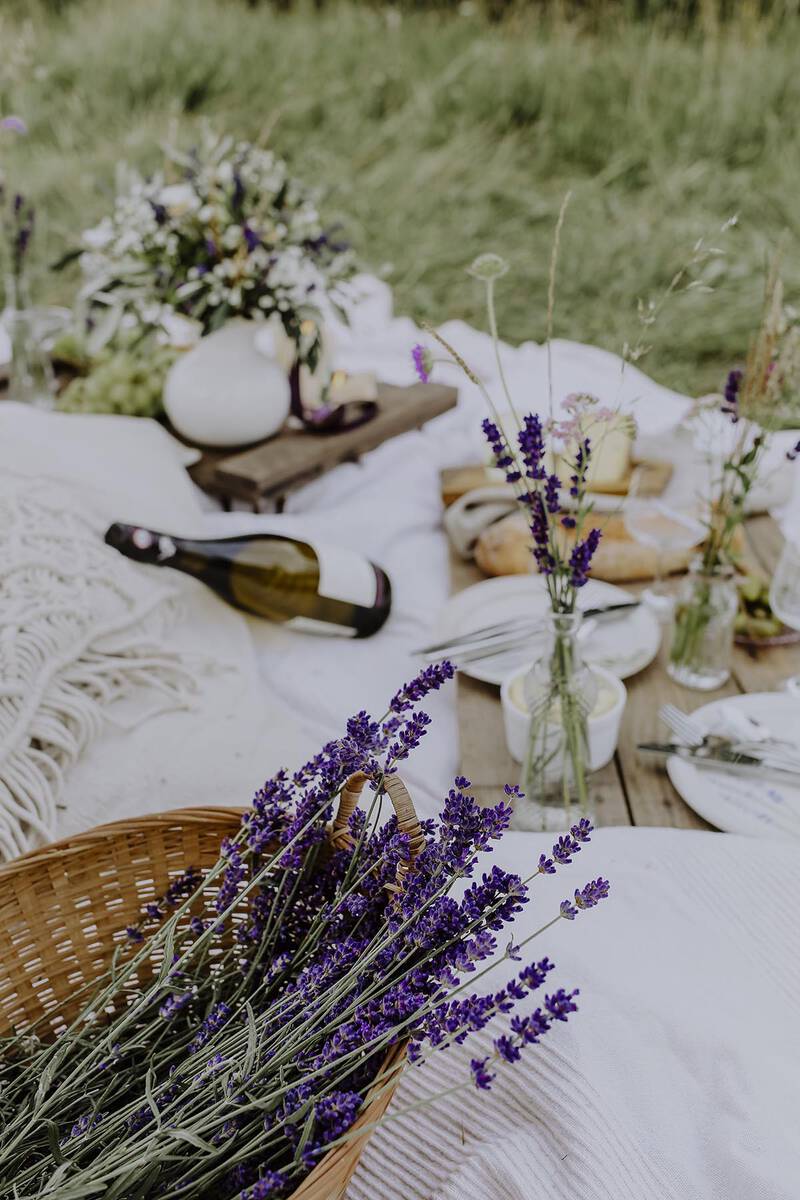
659,703,800,770
659,704,703,746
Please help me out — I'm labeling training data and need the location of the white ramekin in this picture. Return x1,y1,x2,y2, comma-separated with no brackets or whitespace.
500,665,627,770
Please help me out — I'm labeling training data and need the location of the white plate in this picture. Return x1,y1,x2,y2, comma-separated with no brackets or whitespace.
666,693,800,838
435,575,661,685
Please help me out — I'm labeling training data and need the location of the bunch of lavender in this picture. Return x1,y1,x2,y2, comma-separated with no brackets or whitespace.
412,251,607,825
0,663,609,1199
670,258,800,683
72,127,354,360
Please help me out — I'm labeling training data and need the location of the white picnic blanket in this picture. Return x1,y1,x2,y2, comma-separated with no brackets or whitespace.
350,826,800,1200
0,277,798,1196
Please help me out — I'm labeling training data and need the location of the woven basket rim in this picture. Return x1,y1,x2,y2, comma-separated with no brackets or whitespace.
0,806,247,879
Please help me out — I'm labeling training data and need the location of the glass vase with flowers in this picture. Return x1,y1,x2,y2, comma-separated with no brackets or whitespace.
412,252,608,831
668,260,800,689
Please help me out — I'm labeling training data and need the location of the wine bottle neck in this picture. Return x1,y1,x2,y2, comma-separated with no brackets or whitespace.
104,523,179,565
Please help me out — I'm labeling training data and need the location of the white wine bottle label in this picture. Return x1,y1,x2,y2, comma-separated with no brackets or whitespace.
310,542,378,608
286,616,358,637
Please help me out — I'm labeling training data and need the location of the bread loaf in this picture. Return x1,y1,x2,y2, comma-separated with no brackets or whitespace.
474,511,696,583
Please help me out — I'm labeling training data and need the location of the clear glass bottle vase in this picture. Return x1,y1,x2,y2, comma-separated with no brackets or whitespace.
516,611,597,832
3,272,56,410
667,557,737,690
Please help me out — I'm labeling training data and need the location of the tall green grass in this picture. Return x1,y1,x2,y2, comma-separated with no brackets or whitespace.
2,0,800,393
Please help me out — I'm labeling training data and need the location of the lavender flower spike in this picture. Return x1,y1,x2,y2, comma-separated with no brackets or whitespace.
568,527,602,588
470,1056,496,1090
561,876,610,919
412,343,434,384
722,368,742,423
240,1171,287,1198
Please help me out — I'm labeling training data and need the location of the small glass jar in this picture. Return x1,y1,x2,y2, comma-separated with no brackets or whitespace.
667,558,737,690
3,273,56,410
515,611,597,832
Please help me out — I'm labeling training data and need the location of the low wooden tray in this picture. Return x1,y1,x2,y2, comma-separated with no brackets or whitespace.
186,381,457,510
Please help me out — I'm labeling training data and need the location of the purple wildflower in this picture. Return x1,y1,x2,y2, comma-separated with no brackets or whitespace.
722,368,742,422
574,876,611,910
243,223,260,253
215,839,246,915
483,418,522,485
159,991,194,1021
389,661,456,714
529,491,556,575
519,958,554,992
568,527,602,588
560,898,577,920
65,1112,104,1142
571,817,593,843
545,987,580,1020
412,343,433,384
470,1056,495,1089
494,1034,521,1063
127,1077,184,1131
787,438,800,462
570,437,592,497
552,834,580,865
518,414,546,480
240,1173,287,1199
188,1001,232,1053
387,709,432,763
314,1090,362,1143
544,473,561,514
1,116,26,135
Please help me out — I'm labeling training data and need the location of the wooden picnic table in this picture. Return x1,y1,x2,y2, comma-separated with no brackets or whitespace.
454,514,800,829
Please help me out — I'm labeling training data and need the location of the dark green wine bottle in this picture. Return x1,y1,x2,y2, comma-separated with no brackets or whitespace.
104,523,391,638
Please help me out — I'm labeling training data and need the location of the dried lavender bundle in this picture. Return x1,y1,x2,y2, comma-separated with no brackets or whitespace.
0,663,608,1200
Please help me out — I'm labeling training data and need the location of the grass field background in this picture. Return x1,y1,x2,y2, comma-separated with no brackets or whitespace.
2,0,800,394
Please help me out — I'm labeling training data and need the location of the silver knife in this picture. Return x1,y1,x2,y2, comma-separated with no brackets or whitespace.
637,741,800,785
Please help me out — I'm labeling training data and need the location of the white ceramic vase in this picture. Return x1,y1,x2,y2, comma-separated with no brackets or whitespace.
163,318,290,447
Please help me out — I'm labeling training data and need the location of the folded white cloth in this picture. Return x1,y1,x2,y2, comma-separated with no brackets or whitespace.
349,827,800,1200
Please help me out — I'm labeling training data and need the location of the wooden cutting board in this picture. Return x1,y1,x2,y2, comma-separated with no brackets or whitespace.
188,381,457,510
441,458,672,508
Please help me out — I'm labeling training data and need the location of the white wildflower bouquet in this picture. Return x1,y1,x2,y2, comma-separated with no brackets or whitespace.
74,130,354,360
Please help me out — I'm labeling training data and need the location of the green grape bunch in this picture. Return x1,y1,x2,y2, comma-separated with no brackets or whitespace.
58,344,177,418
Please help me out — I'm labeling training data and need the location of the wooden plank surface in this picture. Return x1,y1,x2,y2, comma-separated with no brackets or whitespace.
452,514,794,829
188,382,457,508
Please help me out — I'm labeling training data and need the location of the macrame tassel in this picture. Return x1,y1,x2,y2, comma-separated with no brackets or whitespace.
0,477,200,859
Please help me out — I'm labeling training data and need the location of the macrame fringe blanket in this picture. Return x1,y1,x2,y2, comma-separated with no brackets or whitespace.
0,476,198,860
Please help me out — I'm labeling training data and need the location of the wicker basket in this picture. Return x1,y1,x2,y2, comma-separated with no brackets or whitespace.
0,773,421,1200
